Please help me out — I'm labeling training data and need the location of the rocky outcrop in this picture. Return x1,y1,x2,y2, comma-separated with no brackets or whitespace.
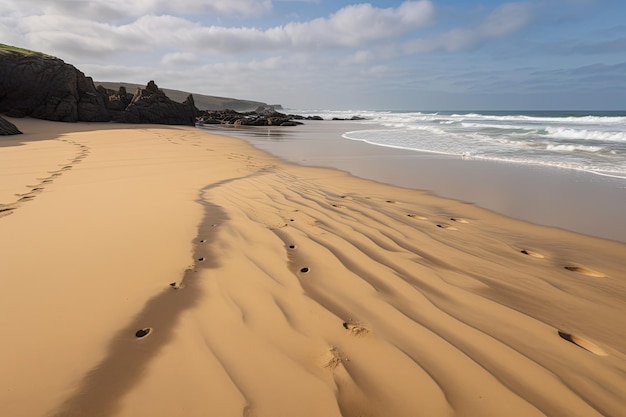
197,109,306,127
0,49,197,125
0,115,22,135
331,116,367,121
0,49,110,122
106,81,197,126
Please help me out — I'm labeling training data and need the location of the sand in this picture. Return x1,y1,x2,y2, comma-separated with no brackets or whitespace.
1,118,625,417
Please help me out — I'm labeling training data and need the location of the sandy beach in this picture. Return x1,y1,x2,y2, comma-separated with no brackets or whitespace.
1,118,625,417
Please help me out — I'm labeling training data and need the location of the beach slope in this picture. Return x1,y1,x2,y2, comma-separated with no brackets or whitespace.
1,119,624,417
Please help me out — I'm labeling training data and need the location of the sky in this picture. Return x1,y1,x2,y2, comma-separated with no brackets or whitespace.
1,0,625,110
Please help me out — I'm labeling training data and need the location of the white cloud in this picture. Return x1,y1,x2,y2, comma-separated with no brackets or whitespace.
278,1,434,48
404,2,532,53
160,52,199,66
13,0,274,21
13,1,435,60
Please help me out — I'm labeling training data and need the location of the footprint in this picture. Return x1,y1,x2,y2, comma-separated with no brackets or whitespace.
343,320,369,336
407,214,427,220
450,217,469,223
135,328,152,338
321,346,347,370
520,249,545,259
558,331,607,356
564,266,605,278
287,244,296,250
386,200,397,204
299,267,310,273
436,224,457,230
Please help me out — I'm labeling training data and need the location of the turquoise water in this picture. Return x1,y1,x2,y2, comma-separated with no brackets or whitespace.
289,110,626,179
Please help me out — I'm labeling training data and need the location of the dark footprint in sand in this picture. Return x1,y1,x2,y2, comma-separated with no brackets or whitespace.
288,244,296,250
450,217,469,223
564,266,605,278
343,320,369,336
135,328,152,338
197,257,205,262
520,249,545,259
558,331,607,356
299,267,310,273
437,224,457,230
407,214,427,220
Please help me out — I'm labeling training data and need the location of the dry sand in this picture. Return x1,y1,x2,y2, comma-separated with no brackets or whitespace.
1,118,625,417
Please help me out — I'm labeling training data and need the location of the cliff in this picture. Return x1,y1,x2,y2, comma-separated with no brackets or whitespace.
0,47,110,122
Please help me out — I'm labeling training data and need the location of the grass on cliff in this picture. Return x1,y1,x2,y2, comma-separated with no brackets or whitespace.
0,43,50,57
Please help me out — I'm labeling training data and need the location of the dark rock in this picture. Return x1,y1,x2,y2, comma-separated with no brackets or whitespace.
110,81,197,125
332,115,367,121
0,49,110,122
0,115,22,135
105,86,133,112
197,108,305,127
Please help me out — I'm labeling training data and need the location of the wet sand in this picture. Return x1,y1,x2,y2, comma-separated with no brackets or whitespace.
203,121,626,243
1,118,625,417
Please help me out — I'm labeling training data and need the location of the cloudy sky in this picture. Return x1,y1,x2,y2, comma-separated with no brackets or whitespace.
1,0,625,110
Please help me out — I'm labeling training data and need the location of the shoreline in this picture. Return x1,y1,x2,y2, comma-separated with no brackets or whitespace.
200,121,626,243
1,118,625,417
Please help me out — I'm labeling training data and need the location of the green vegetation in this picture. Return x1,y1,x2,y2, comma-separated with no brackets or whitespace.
0,43,49,56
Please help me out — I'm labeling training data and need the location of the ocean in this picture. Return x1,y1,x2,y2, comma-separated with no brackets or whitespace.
289,110,626,180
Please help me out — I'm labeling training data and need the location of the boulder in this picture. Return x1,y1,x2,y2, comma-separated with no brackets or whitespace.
0,49,110,122
0,115,22,135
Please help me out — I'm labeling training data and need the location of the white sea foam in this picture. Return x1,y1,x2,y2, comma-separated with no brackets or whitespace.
545,144,603,153
310,109,626,178
545,127,626,142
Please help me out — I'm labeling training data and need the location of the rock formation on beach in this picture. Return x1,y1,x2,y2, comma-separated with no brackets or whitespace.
1,45,223,126
0,48,110,122
0,115,22,135
100,81,197,125
0,44,318,128
196,107,323,127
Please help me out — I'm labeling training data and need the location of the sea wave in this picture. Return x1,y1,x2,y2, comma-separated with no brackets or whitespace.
289,109,626,177
544,127,626,142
